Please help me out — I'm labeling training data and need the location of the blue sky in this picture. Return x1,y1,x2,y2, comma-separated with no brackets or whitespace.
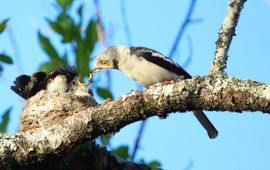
1,0,270,170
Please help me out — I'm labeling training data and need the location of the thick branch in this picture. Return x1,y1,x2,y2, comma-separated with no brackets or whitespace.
1,76,270,168
0,135,154,170
209,0,247,76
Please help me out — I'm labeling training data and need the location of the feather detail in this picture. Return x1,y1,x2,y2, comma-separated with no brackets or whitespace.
130,47,192,79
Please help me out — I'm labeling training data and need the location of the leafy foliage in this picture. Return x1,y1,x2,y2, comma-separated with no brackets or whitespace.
0,18,9,34
56,0,73,12
147,160,162,168
0,54,13,64
0,18,13,75
100,134,112,147
0,107,12,133
111,146,129,159
139,159,162,168
38,32,61,60
38,31,67,72
96,87,113,99
39,0,110,103
40,1,97,79
75,19,97,78
37,1,161,167
0,19,13,134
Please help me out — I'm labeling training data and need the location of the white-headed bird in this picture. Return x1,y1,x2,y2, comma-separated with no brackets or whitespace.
92,46,218,139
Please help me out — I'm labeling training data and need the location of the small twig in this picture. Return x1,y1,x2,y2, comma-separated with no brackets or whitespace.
168,0,197,59
208,0,247,76
121,0,132,46
130,120,146,161
181,160,194,170
7,26,23,73
182,35,193,68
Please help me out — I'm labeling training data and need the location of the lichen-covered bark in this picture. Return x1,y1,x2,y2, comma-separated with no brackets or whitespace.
0,91,158,170
209,0,247,76
0,76,269,169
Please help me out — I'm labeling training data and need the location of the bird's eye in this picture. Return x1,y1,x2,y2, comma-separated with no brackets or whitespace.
101,60,110,66
72,81,76,85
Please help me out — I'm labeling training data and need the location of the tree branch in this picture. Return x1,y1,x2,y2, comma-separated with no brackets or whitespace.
0,134,154,170
1,75,270,168
208,0,247,76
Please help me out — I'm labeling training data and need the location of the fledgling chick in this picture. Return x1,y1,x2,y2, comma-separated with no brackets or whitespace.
11,65,89,99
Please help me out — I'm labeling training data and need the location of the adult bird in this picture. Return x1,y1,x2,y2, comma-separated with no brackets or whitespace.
92,46,218,139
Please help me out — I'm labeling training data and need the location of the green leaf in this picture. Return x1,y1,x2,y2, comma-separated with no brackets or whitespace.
96,87,113,99
0,18,9,34
77,4,83,18
75,41,89,78
56,14,78,43
0,107,12,133
47,19,66,36
77,4,83,28
62,51,68,63
148,161,161,168
85,19,98,51
0,65,3,73
111,146,129,159
39,62,55,73
0,54,13,64
100,134,112,146
56,0,73,12
75,19,97,78
39,57,67,73
38,31,60,60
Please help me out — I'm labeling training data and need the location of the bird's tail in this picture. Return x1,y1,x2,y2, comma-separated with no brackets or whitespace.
11,72,47,99
192,110,218,139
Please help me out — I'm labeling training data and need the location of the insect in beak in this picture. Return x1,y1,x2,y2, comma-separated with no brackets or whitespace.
91,67,101,73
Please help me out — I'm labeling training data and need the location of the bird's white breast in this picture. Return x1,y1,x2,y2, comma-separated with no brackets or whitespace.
119,55,182,87
47,75,68,92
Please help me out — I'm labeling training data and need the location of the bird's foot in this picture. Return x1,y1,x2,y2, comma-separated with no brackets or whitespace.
163,80,175,85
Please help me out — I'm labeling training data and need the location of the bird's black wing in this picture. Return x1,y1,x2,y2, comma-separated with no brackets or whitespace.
46,65,79,84
11,72,47,99
130,47,192,79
